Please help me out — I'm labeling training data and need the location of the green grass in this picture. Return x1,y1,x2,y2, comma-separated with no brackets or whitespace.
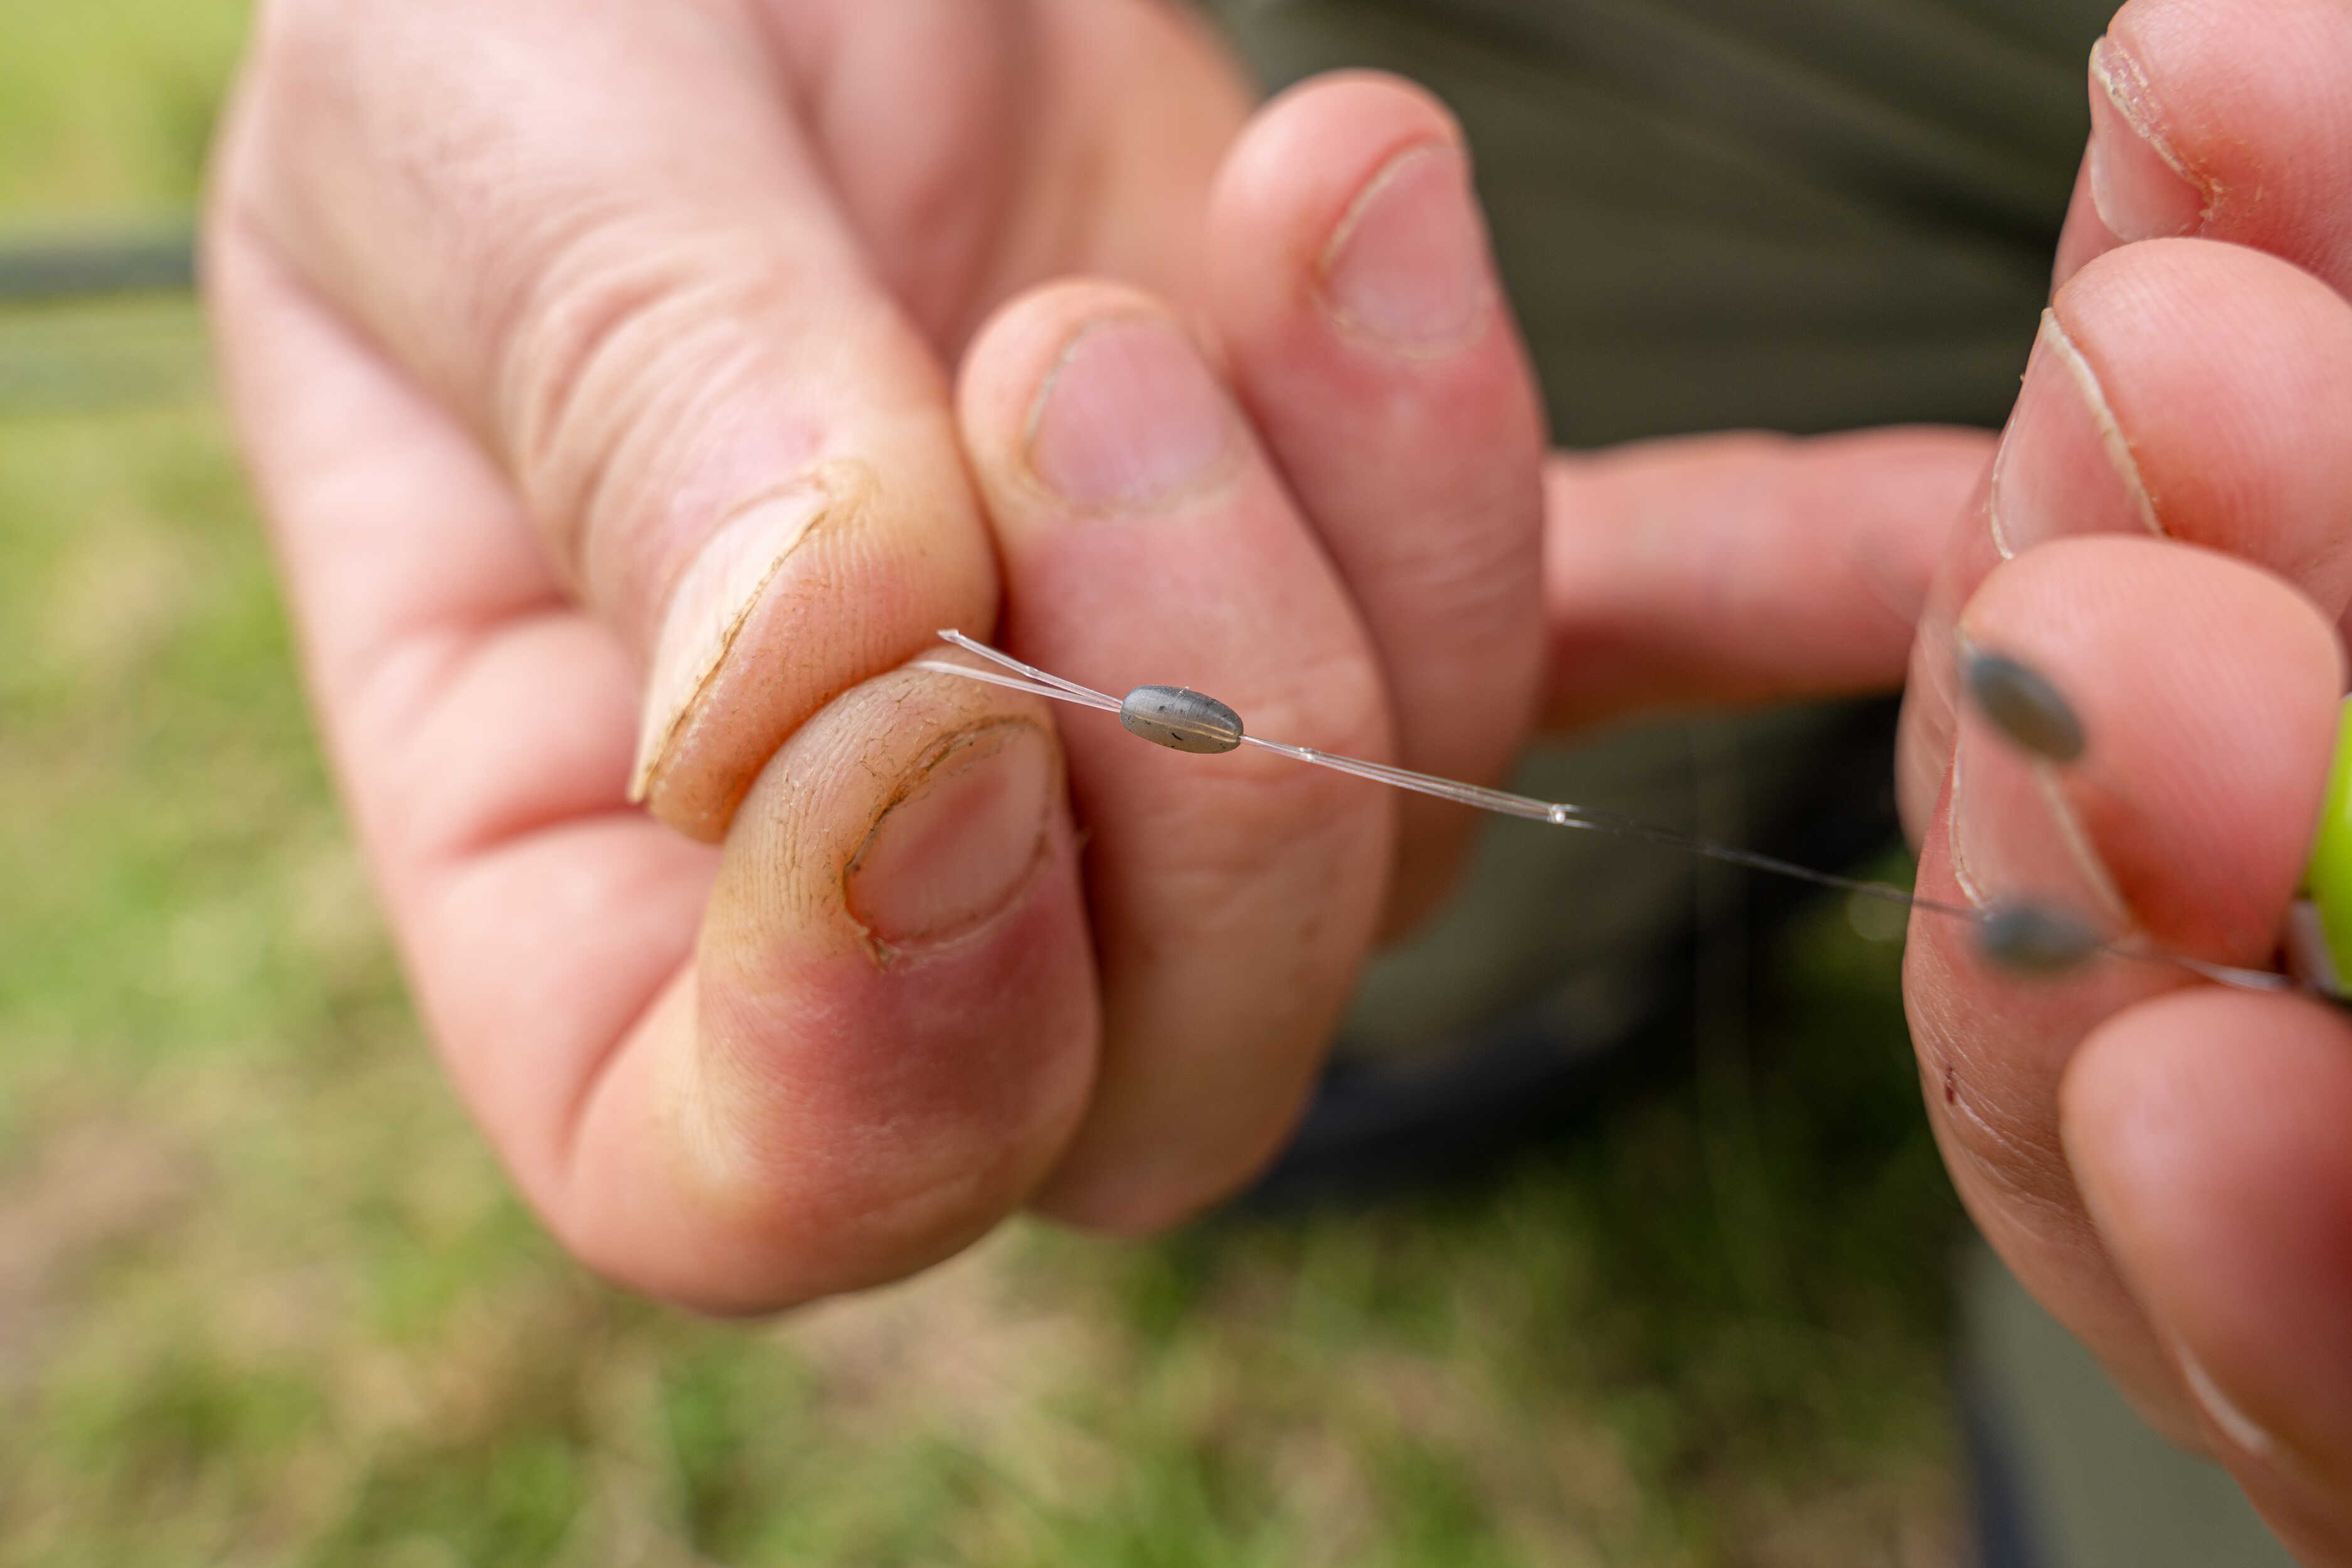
0,0,244,221
0,6,1968,1564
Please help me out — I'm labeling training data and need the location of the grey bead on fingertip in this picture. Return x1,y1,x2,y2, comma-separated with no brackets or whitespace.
1962,647,2086,763
1976,901,2103,975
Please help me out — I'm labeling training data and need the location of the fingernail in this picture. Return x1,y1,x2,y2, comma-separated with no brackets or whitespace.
847,722,1056,947
1950,707,2129,928
1318,141,1495,352
2087,37,2208,242
1027,316,1233,511
1963,647,2087,763
1989,312,2160,558
633,482,830,801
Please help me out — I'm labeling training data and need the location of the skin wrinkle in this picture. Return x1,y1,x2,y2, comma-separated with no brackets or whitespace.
283,21,678,457
418,709,649,879
563,275,831,632
391,8,862,623
1948,1079,2111,1261
343,599,582,869
1927,1026,2071,1213
583,305,777,597
500,204,689,548
1108,790,1360,940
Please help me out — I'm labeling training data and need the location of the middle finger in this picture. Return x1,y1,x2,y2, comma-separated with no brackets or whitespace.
956,281,1396,1233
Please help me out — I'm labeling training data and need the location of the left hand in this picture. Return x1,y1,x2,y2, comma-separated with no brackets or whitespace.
208,0,2001,1313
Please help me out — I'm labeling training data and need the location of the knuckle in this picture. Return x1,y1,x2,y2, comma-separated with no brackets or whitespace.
493,216,783,581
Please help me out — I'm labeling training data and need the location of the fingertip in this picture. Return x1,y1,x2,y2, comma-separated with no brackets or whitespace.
1214,72,1466,209
1209,70,1510,384
2063,990,2352,1495
1954,535,2341,958
566,665,1101,1310
2093,0,2352,287
1207,70,1469,311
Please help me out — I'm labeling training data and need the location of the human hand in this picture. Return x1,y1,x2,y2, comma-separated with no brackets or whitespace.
1894,0,2352,1556
204,0,1572,1308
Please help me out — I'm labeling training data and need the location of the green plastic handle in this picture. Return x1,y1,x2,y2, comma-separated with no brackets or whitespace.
2303,695,2352,986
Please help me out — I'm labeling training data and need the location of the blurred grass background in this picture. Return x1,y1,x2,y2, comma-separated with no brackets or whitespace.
0,3,1968,1563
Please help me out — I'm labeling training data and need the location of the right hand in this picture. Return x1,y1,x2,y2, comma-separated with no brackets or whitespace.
1888,1,2352,1557
205,1,1561,1308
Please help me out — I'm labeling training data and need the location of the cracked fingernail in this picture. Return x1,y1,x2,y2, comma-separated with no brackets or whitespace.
1991,312,2161,558
633,482,830,803
2088,36,2208,242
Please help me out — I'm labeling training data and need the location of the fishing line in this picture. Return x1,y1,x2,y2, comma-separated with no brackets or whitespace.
911,630,2309,999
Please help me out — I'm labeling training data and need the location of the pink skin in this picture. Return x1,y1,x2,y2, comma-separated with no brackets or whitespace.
205,2,2352,1549
956,287,1399,1230
1894,2,2352,1557
1205,80,1547,933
